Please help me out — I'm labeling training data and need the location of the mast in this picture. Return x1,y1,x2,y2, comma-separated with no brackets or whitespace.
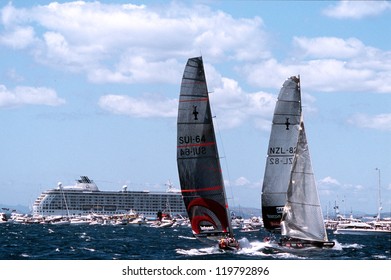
375,168,382,221
58,182,70,217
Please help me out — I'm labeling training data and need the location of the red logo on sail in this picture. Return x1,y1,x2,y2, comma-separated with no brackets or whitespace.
187,198,228,234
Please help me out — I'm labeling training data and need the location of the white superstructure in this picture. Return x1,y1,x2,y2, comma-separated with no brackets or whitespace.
32,176,186,219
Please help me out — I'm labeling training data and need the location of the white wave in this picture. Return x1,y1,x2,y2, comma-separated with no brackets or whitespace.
176,238,341,259
176,245,223,256
238,237,251,248
176,248,209,256
199,246,222,254
341,243,364,249
330,239,343,251
373,254,388,259
83,247,96,252
178,235,196,240
236,240,307,259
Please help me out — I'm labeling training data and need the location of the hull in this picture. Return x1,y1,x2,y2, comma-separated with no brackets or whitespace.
262,206,284,231
334,228,391,236
279,237,335,249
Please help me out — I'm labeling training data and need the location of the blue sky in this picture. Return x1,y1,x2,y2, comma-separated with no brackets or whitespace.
0,0,390,216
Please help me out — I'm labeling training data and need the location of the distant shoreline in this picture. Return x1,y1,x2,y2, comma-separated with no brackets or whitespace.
1,204,390,220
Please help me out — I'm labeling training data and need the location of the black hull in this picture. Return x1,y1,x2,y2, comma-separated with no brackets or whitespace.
262,206,283,231
278,238,335,249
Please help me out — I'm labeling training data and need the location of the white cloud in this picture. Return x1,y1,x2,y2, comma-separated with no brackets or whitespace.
348,113,391,131
1,1,390,129
318,177,377,201
98,62,276,127
244,37,391,93
319,176,341,186
198,63,276,129
98,94,177,118
0,1,268,84
88,57,183,84
234,176,251,186
323,0,391,19
0,26,35,49
244,58,364,91
0,2,28,27
210,75,275,129
0,84,65,107
293,36,368,59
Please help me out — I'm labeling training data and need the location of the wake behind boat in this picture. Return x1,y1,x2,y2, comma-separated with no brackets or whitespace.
176,56,239,251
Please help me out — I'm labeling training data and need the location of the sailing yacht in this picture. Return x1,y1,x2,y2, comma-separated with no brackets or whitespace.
261,76,301,232
263,76,334,249
176,56,239,250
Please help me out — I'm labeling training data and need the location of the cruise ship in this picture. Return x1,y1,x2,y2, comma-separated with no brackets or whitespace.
32,176,187,219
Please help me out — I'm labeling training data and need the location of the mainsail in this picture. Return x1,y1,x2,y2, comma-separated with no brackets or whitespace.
261,76,301,231
280,120,329,242
177,57,235,242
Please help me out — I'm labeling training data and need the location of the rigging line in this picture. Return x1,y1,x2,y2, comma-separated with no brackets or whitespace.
208,94,236,210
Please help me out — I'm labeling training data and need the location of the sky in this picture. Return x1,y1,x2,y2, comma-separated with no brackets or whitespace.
0,0,390,216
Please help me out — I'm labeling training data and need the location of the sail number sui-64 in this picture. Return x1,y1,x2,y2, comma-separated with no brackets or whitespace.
268,146,296,165
178,135,208,156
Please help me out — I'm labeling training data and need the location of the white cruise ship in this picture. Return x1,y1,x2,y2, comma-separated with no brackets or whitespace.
32,176,186,219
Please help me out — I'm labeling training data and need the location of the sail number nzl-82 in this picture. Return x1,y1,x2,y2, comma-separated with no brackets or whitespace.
178,135,208,157
268,146,296,165
269,146,296,155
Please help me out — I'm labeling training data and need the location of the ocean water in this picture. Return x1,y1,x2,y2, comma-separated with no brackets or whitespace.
0,223,390,260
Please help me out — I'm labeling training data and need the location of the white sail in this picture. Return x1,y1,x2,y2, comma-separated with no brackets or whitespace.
261,76,301,231
280,120,329,242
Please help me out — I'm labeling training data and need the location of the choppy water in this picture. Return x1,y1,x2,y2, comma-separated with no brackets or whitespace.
0,223,390,260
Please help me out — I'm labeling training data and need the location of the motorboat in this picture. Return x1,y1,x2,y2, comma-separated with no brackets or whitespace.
334,220,391,235
239,224,260,233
